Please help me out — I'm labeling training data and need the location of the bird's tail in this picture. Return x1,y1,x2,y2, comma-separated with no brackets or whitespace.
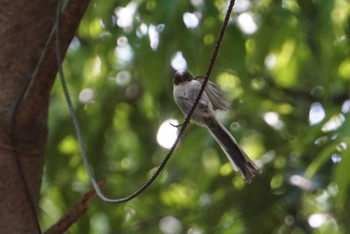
205,117,261,183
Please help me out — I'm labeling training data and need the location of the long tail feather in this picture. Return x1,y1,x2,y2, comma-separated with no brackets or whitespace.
205,117,261,183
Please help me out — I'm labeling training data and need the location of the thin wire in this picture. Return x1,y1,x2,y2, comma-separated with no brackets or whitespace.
9,86,43,234
55,0,235,203
8,10,44,234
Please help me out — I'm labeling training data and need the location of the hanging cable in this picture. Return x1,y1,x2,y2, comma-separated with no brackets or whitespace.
55,0,236,203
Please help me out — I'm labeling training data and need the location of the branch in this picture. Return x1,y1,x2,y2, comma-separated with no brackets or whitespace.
44,180,105,234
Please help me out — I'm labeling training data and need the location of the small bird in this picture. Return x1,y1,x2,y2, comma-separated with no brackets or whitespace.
173,70,261,183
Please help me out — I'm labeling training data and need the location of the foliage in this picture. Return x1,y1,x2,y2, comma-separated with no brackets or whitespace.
41,0,350,233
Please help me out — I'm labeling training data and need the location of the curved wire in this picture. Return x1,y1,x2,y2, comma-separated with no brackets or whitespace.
55,0,236,203
10,67,42,234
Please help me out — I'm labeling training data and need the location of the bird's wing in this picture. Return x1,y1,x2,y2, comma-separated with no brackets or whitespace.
195,76,230,111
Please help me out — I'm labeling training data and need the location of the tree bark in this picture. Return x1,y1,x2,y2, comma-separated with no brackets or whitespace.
0,0,90,232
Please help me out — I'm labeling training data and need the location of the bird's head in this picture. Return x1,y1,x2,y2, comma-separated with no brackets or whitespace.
173,70,193,85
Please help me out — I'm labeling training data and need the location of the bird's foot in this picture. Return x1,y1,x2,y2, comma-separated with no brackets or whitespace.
170,122,183,129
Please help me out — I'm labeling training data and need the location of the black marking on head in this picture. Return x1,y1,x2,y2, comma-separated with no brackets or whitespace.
173,70,193,85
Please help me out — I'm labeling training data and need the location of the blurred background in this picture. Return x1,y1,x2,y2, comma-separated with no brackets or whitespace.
41,0,350,233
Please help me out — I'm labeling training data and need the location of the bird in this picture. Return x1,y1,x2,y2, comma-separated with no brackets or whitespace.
173,70,261,183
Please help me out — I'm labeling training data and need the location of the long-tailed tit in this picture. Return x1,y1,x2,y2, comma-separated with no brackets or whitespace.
173,71,261,183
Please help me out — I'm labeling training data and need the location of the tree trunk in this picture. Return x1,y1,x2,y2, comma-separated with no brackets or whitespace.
0,0,90,232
